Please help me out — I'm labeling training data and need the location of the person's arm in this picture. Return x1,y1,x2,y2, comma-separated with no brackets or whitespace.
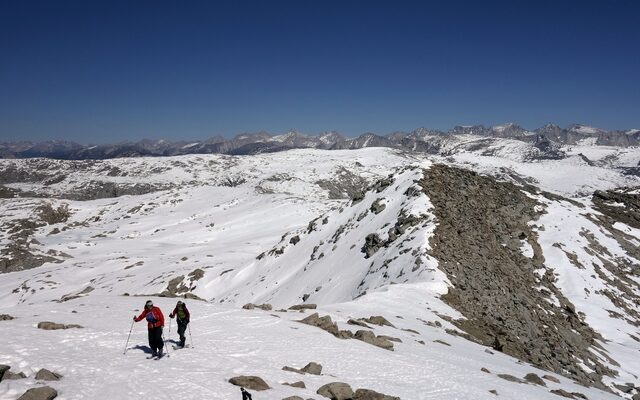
184,306,191,321
156,307,165,327
169,307,176,318
134,309,146,322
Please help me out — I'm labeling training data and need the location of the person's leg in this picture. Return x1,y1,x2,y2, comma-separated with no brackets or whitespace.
178,323,186,346
148,329,156,356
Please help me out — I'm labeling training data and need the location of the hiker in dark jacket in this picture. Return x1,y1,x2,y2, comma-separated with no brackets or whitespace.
134,300,165,357
169,300,190,348
240,387,252,400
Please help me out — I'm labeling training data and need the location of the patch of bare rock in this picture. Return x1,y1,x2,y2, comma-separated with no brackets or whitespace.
37,321,83,330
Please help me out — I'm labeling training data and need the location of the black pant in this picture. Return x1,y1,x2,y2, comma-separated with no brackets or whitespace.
177,321,188,345
148,327,163,354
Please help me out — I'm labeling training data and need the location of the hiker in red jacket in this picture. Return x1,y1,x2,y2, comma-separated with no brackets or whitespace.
169,300,190,348
134,300,165,358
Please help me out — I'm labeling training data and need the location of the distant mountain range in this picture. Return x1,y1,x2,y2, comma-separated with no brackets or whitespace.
1,123,638,159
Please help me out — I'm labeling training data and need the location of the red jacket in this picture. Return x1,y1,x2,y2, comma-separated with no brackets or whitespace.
135,306,165,329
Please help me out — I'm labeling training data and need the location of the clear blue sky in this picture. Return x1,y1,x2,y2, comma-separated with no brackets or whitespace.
1,0,639,143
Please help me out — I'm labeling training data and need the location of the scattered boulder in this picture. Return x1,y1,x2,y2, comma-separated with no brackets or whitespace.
550,389,576,399
524,373,546,386
497,374,524,383
317,382,354,400
362,316,395,328
0,314,14,321
300,362,322,375
283,381,306,388
433,339,450,346
289,304,317,311
228,375,270,391
4,371,27,380
354,388,400,399
354,330,394,351
378,335,401,343
282,362,322,376
282,397,304,400
37,321,82,330
481,367,491,373
242,303,273,311
0,365,9,381
347,319,371,328
35,369,63,381
489,390,498,395
543,375,561,383
299,313,339,336
17,387,58,400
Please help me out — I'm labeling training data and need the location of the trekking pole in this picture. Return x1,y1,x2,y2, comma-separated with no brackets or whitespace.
188,323,194,349
123,319,134,355
168,318,172,343
162,333,171,358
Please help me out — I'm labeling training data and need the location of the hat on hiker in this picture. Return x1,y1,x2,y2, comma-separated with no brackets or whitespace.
145,300,153,307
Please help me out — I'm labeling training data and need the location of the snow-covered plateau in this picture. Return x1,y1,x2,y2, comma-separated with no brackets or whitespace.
1,142,639,400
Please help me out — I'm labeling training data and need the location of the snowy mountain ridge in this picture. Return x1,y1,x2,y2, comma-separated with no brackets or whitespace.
2,123,639,160
1,146,639,400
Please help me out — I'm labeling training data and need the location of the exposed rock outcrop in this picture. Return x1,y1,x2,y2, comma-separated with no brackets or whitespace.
422,164,615,388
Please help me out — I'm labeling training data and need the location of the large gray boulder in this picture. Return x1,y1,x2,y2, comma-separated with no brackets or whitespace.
301,362,322,375
354,388,401,400
17,387,58,400
35,368,63,381
0,314,14,321
228,375,270,391
354,330,394,351
317,382,354,400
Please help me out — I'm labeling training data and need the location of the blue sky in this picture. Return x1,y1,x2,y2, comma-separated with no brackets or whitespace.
1,0,638,143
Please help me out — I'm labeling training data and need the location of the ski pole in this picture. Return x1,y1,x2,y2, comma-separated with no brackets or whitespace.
162,332,171,358
123,319,134,355
168,318,172,343
188,323,194,349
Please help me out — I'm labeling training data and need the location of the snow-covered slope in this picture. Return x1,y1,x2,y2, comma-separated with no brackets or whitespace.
1,147,639,400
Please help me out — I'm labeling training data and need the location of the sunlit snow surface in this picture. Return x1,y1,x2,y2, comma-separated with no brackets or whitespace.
1,147,639,399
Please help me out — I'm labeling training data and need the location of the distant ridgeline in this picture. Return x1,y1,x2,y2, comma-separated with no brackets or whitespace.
1,123,639,160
